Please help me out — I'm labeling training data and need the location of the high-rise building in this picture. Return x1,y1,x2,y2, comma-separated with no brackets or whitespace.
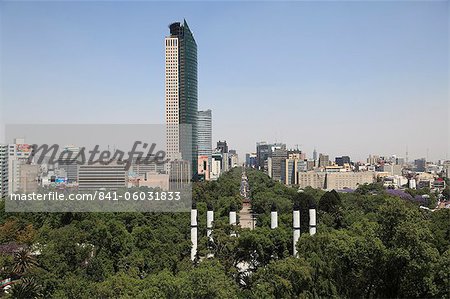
281,159,297,185
318,153,330,168
222,152,229,173
270,148,288,182
415,158,426,172
367,155,380,165
245,153,257,168
57,145,81,183
0,145,8,198
198,110,212,160
165,20,198,177
281,152,306,185
335,156,351,167
228,150,239,168
256,142,287,174
211,150,222,180
8,139,33,194
271,143,286,152
298,160,308,172
214,141,230,173
288,149,305,161
396,157,405,166
217,140,228,154
256,142,270,171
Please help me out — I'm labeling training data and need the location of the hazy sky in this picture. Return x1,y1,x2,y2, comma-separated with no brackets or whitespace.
1,1,448,162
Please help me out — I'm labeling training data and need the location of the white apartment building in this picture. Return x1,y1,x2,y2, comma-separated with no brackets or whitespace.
0,145,8,197
298,171,375,190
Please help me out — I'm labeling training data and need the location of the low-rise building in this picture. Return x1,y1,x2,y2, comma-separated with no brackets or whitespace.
169,160,190,190
78,163,127,191
418,179,432,189
381,164,402,176
383,175,408,188
298,171,375,190
432,178,445,189
444,162,450,179
325,171,375,190
18,164,39,193
198,155,210,181
138,172,170,190
298,171,326,189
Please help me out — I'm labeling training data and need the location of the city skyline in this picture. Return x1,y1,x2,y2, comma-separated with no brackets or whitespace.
1,1,448,161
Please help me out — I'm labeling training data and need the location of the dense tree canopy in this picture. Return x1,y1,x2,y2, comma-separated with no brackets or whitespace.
0,167,448,298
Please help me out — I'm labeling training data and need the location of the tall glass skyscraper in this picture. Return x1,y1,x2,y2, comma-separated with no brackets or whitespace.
165,20,198,177
198,110,212,160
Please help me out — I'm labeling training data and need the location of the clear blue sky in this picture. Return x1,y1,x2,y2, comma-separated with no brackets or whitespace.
1,1,448,161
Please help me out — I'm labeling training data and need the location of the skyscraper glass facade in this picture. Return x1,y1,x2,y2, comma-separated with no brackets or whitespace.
166,20,198,177
198,110,212,159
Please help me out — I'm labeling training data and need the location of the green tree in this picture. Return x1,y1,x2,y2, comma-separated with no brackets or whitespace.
13,248,37,277
250,257,313,298
9,277,42,299
179,260,239,299
318,190,343,229
442,186,450,200
429,209,450,254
